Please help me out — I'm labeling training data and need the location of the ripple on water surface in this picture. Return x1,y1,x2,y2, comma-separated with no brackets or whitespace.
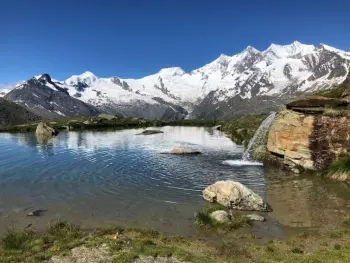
1,126,349,237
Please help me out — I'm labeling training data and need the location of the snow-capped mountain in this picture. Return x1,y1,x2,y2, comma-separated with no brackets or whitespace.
4,74,100,119
4,41,350,120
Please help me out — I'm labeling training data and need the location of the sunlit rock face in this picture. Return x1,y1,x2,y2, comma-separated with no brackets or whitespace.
267,109,350,171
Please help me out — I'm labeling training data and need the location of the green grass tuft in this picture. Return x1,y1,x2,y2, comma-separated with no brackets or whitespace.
2,229,35,250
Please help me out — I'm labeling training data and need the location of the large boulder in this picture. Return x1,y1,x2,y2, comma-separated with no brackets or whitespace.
35,122,58,138
202,181,270,212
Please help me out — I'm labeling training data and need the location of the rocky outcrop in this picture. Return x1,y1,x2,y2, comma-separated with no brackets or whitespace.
202,181,270,211
286,96,348,114
267,109,350,171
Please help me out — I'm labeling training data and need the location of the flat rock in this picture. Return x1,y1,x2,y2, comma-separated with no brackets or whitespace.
209,210,230,223
138,130,164,135
203,181,270,212
286,96,347,110
161,148,201,155
245,214,265,222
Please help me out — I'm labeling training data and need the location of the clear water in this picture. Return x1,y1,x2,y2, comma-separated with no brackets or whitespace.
0,126,349,238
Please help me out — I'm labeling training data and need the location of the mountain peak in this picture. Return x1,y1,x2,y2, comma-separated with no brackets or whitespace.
158,67,185,76
265,41,315,59
244,46,259,53
65,71,97,86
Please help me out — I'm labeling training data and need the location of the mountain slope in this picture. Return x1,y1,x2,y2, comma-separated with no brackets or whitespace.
0,98,41,126
4,41,350,120
4,74,101,119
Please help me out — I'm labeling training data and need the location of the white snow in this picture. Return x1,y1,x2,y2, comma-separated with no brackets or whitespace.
5,41,350,113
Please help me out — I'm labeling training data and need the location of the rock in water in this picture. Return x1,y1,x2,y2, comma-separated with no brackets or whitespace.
209,210,230,223
245,214,265,222
161,148,201,155
203,181,270,212
137,130,164,135
35,122,58,138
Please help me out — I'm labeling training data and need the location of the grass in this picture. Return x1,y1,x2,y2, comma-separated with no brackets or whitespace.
312,84,347,98
194,204,251,232
325,157,350,182
323,108,349,117
0,116,218,133
2,220,350,262
221,113,268,147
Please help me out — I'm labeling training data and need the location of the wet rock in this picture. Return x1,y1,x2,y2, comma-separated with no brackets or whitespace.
161,148,201,155
209,210,230,223
213,125,222,131
35,122,58,138
27,209,47,217
245,214,265,222
138,130,164,135
203,181,270,211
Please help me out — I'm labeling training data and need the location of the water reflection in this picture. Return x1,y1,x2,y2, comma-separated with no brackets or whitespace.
0,128,349,237
266,168,350,229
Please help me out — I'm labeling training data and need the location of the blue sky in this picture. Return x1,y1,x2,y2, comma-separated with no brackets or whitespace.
0,0,349,84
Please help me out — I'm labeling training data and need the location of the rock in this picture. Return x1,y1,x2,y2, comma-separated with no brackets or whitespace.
138,130,164,135
245,214,265,222
83,120,90,125
209,210,230,223
267,109,350,171
286,96,348,112
203,181,270,212
213,125,222,131
161,148,201,155
35,122,58,138
27,209,47,217
133,255,188,263
98,113,117,120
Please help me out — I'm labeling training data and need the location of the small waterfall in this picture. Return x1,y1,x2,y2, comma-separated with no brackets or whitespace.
243,112,276,160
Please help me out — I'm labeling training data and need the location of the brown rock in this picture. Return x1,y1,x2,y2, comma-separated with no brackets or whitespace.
286,96,348,109
267,110,350,171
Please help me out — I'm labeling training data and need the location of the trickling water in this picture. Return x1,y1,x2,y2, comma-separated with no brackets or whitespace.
243,112,276,160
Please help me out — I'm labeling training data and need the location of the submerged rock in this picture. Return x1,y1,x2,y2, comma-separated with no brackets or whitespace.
209,210,230,223
203,181,270,212
36,122,58,138
138,130,164,135
161,148,201,155
245,214,265,222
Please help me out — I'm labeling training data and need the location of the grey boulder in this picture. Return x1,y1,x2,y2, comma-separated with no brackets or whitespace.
203,181,270,212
